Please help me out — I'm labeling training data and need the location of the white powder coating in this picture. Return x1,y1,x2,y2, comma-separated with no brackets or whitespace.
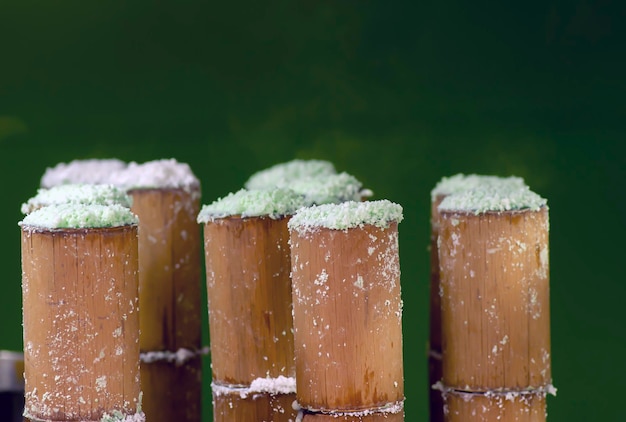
244,159,337,190
287,172,364,206
21,184,133,214
288,200,403,233
438,184,547,214
140,347,209,365
108,158,200,191
197,188,308,223
40,158,127,188
100,411,146,422
211,376,297,398
19,203,138,229
431,173,526,201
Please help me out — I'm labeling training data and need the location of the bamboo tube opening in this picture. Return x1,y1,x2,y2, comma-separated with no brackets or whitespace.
438,207,551,392
21,225,142,421
129,187,203,422
289,221,404,413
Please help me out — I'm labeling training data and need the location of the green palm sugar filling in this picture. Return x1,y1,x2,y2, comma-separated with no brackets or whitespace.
19,203,138,229
108,158,200,190
21,184,133,214
288,172,364,206
244,158,337,190
431,173,526,201
197,188,308,223
40,158,127,188
438,184,547,214
288,199,403,233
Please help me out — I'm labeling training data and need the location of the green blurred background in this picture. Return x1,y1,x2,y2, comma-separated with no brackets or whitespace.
1,1,624,420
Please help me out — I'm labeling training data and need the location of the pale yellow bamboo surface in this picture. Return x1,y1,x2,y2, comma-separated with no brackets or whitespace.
129,187,202,421
438,207,551,391
21,225,140,421
289,223,404,413
300,409,405,422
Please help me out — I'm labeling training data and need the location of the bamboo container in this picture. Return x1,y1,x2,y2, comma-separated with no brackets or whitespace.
428,175,526,422
110,159,203,422
288,200,405,419
436,184,555,421
198,188,308,422
20,204,143,422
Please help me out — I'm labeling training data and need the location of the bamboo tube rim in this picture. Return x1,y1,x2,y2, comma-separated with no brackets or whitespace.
20,224,138,235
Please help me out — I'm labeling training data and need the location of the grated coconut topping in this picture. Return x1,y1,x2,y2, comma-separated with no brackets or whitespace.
244,159,337,190
21,184,132,214
19,203,138,229
197,188,308,223
288,199,403,233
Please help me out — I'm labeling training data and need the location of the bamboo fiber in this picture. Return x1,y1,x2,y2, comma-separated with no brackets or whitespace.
289,222,404,415
129,187,203,422
438,208,551,392
21,225,140,421
437,205,553,420
202,215,297,422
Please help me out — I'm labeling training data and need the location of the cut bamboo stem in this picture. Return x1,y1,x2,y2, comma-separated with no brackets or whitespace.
199,188,307,422
21,221,141,421
129,187,203,422
435,181,555,421
288,200,405,419
438,208,551,391
428,194,445,422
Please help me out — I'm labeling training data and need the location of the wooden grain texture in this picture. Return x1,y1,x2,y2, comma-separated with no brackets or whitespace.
442,390,547,422
438,207,551,391
202,215,295,385
212,390,297,422
129,187,202,422
21,225,140,421
289,223,404,412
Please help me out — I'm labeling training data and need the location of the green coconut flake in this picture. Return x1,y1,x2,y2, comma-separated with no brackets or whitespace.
431,173,526,201
19,203,138,229
288,199,403,232
108,158,200,190
438,184,547,214
244,159,337,190
197,188,308,223
21,184,132,214
40,158,127,188
288,172,364,206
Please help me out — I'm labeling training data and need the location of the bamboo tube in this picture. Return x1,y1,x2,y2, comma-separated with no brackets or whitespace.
110,159,203,422
428,175,526,422
436,184,555,421
288,200,405,419
20,204,142,422
199,188,308,422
